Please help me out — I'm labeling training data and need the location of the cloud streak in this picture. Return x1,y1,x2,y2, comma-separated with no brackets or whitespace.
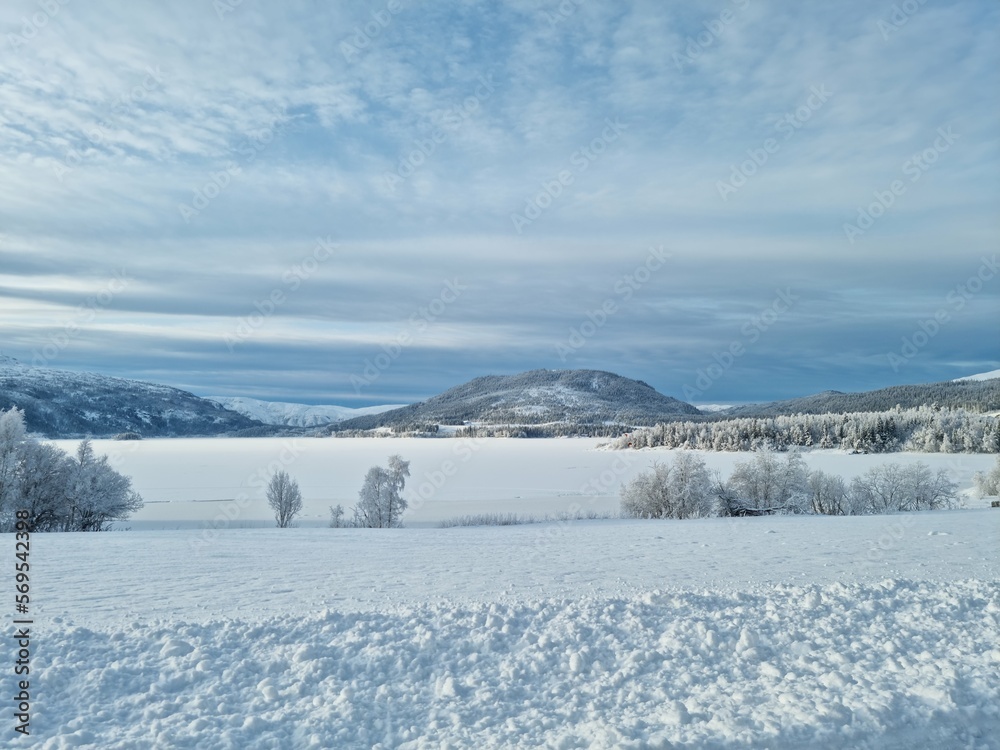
1,0,997,405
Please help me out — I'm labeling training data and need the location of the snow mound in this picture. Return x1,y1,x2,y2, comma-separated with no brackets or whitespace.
28,580,1000,748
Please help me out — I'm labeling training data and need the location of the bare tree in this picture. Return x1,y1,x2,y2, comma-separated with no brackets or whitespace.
266,470,303,528
353,455,410,528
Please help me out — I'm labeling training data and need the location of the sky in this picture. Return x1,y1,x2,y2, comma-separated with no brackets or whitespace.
1,0,998,407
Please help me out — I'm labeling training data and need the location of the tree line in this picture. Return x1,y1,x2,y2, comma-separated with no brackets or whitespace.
611,406,999,454
619,449,963,520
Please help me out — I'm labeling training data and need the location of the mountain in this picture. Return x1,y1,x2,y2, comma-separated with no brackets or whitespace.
722,378,1000,418
0,356,264,438
208,396,407,428
333,369,701,430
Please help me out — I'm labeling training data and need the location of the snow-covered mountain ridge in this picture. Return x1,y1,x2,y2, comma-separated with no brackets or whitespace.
0,356,261,438
207,396,405,427
955,369,1000,382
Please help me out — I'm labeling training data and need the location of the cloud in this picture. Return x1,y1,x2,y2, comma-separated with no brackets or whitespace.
0,0,997,404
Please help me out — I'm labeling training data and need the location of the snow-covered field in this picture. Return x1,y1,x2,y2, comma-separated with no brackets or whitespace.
9,439,1000,748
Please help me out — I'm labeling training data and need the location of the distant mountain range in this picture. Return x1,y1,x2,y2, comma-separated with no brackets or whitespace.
0,356,261,438
2,354,996,438
721,376,1000,418
208,396,405,428
332,369,701,430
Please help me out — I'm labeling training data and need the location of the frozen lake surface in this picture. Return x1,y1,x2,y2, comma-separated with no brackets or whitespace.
49,437,1000,527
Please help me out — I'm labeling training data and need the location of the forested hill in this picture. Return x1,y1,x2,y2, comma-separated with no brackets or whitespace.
0,356,263,438
722,378,1000,418
334,369,700,430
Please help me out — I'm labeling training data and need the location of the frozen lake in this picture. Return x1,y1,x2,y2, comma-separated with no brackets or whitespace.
49,437,998,528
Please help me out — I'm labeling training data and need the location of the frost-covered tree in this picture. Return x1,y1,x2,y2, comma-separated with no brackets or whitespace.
15,441,73,532
328,503,346,528
66,440,144,531
669,452,716,518
850,462,956,514
620,462,673,519
807,469,853,516
620,453,714,519
0,411,144,532
353,454,410,528
723,449,810,515
266,470,303,528
0,407,27,526
973,456,1000,497
609,405,999,455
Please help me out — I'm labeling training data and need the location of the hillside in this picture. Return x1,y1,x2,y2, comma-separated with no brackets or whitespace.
208,396,406,428
0,356,263,438
334,369,700,430
722,377,1000,418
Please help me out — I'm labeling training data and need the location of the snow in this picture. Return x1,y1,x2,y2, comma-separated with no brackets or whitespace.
10,438,1000,748
30,512,1000,624
206,396,406,427
954,369,1000,382
46,438,1000,527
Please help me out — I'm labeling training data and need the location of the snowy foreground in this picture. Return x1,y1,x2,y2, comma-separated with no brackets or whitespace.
19,507,1000,749
10,440,1000,747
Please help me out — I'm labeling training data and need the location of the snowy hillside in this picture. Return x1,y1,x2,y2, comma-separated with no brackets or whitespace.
726,377,1000,417
955,369,1000,382
336,369,700,430
695,403,736,413
208,396,406,427
0,356,262,438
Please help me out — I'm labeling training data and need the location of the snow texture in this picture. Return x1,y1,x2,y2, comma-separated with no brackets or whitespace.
17,511,1000,749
